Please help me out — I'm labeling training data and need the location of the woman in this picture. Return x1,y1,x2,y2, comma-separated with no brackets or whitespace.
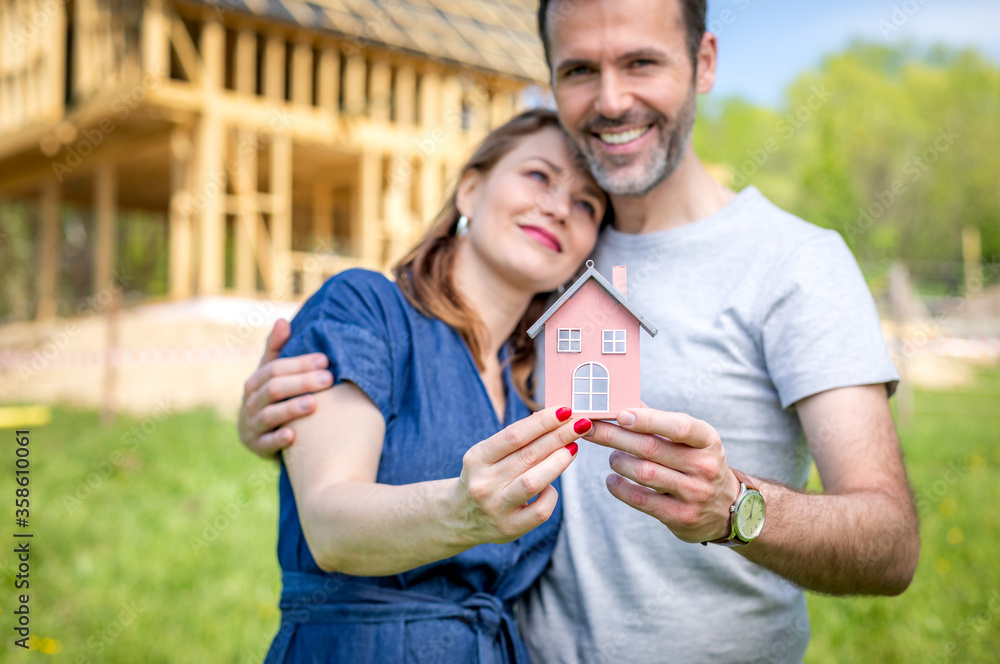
264,109,608,663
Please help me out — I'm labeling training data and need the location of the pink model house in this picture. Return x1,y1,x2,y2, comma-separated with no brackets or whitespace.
527,261,658,420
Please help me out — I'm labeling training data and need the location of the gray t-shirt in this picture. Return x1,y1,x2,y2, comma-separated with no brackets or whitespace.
517,186,899,664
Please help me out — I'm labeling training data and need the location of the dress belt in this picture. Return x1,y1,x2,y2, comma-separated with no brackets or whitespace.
274,570,530,664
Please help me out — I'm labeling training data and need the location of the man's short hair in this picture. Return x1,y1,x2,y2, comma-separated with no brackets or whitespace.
537,0,707,70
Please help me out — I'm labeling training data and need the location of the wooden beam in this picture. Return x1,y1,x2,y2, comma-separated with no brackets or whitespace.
234,27,257,96
358,149,381,265
142,0,169,80
263,32,285,102
93,161,117,292
169,14,203,86
313,183,333,250
343,53,366,116
291,40,313,107
201,16,225,92
169,126,193,299
395,65,416,127
316,47,339,117
420,156,443,229
369,58,391,122
234,128,259,295
37,179,60,320
48,0,67,120
385,153,412,266
419,69,441,132
270,132,293,296
442,74,463,133
196,112,226,294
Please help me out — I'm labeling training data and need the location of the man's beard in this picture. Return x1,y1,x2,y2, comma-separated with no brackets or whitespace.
575,84,697,198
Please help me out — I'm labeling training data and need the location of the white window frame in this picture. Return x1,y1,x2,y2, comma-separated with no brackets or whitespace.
557,328,582,353
573,362,610,412
602,329,627,354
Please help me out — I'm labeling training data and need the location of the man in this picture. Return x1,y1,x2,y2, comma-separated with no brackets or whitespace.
239,1,919,661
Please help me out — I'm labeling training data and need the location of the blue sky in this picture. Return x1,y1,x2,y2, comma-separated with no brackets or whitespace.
707,0,1000,106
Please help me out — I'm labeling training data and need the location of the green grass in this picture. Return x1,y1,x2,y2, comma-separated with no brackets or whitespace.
805,368,1000,664
0,408,282,662
0,369,998,662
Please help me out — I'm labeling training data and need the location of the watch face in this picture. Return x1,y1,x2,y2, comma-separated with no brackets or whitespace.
735,491,766,541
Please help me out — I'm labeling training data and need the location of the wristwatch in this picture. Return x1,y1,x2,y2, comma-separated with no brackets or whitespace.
702,469,765,547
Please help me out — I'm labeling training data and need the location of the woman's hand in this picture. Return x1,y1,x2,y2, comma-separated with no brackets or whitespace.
451,407,591,545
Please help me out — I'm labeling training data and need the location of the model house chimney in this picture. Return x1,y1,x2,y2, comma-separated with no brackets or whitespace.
613,265,627,298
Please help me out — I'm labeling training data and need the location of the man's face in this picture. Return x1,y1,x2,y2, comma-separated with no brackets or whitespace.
547,0,704,197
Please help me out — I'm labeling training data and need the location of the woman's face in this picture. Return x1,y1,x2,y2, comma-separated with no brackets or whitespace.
457,126,606,294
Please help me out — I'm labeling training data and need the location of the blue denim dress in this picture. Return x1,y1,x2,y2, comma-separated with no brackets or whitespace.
264,269,560,664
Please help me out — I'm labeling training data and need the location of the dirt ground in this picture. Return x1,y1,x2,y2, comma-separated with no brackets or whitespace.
0,297,302,420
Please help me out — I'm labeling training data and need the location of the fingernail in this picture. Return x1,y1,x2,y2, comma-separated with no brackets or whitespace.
282,430,292,443
573,418,592,435
618,411,636,427
318,371,333,386
556,407,572,422
565,442,579,456
313,356,327,369
300,395,316,411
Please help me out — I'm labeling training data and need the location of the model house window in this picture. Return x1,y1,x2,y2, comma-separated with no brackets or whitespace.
557,328,582,353
573,363,609,412
603,330,626,354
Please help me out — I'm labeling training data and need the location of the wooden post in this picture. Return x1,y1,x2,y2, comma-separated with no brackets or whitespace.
48,0,67,120
369,57,391,122
313,183,333,251
93,161,117,291
234,27,257,96
264,32,286,102
395,65,416,127
385,153,412,265
419,68,441,130
316,46,340,117
358,150,381,264
37,179,60,320
270,132,293,297
343,53,366,116
963,226,983,298
291,40,313,107
442,74,462,132
197,18,226,294
169,127,193,299
419,156,443,228
142,0,169,81
234,129,259,295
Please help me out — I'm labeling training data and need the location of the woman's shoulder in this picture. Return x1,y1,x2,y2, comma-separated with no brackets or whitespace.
292,269,410,332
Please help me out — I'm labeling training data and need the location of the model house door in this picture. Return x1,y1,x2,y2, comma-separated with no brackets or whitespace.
573,363,609,412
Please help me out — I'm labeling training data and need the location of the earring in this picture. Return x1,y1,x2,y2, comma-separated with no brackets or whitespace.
456,214,470,236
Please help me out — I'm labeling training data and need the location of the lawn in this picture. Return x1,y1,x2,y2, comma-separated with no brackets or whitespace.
1,368,998,662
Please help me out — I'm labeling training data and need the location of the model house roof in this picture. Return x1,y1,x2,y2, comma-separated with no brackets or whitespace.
189,0,548,82
527,261,659,339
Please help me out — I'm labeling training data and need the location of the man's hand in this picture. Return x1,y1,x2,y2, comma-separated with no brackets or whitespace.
583,408,740,543
238,319,333,458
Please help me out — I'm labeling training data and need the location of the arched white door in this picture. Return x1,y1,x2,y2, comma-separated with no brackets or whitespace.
573,362,609,412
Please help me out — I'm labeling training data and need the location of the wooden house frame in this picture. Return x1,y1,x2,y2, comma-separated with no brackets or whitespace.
0,0,548,318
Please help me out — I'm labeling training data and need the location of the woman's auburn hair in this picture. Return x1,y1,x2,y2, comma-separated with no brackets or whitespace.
393,108,569,410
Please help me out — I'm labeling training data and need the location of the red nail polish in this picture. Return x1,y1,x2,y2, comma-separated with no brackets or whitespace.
566,442,579,456
556,407,572,422
573,418,592,435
